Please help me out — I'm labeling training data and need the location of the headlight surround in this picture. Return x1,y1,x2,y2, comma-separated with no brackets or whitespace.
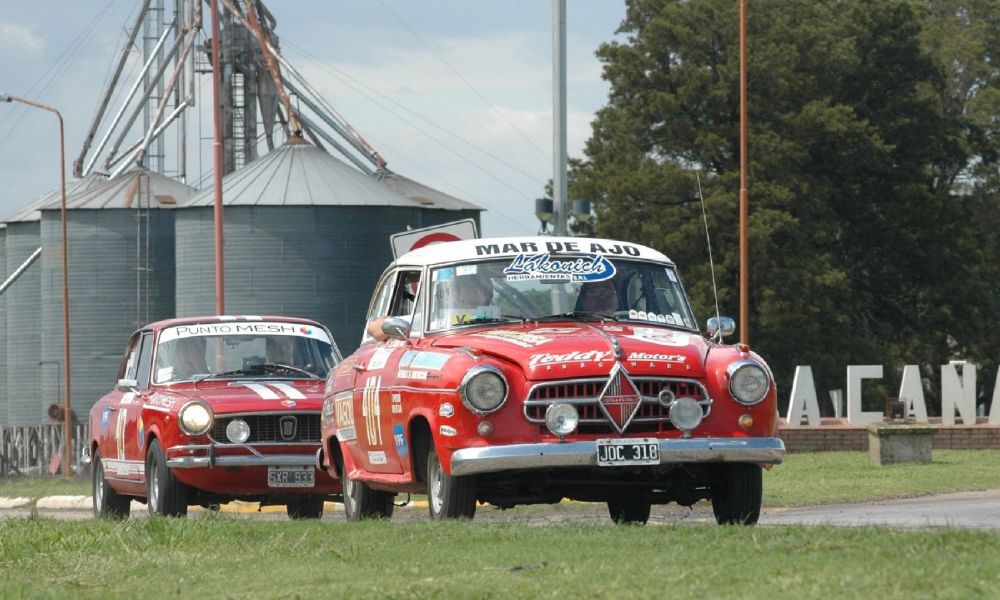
459,366,508,414
226,418,250,443
727,360,770,405
178,400,213,436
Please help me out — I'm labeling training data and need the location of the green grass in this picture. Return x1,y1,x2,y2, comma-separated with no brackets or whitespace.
764,450,1000,507
1,516,1000,598
0,475,90,500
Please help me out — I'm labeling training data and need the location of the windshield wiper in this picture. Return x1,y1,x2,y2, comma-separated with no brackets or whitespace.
463,314,527,325
535,311,619,322
256,362,320,380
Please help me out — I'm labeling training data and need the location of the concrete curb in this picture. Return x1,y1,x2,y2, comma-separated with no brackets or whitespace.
0,496,430,513
0,497,31,509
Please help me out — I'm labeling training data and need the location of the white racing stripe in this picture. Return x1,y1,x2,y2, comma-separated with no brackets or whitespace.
270,383,306,400
241,383,280,400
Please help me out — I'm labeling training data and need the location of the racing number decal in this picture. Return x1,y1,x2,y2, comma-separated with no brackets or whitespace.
362,376,383,446
115,409,128,460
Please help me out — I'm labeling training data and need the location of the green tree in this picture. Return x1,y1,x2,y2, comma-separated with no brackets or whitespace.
573,0,997,412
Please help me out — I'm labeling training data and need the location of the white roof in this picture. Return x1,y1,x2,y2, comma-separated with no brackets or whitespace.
48,167,193,210
394,236,673,267
2,173,107,223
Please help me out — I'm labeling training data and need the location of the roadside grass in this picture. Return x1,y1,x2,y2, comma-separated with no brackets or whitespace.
0,474,90,500
764,449,1000,507
2,515,1000,598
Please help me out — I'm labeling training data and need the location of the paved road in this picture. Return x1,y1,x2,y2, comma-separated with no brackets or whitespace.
3,491,1000,528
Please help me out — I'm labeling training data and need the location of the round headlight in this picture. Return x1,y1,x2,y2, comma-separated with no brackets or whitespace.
178,401,213,436
669,397,704,432
728,360,770,405
460,366,508,414
226,418,250,443
545,403,579,438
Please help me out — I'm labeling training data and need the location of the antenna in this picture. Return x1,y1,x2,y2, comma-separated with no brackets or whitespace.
696,172,722,340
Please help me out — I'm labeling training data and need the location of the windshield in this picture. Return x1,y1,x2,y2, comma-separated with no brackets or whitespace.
427,258,697,332
152,322,337,384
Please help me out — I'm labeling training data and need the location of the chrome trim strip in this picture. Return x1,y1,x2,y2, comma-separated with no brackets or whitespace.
450,437,785,476
166,454,319,468
386,385,458,394
213,410,319,418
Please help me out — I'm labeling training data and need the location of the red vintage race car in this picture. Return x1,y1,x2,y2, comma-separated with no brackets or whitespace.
320,236,785,524
85,315,342,519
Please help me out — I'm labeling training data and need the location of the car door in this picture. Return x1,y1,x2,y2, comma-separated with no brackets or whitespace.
97,332,140,485
107,330,153,485
351,269,422,475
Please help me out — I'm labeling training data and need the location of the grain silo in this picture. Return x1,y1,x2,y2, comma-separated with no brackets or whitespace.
175,137,481,352
3,175,106,425
37,167,192,421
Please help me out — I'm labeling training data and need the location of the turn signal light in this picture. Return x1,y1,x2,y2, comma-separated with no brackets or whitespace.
738,414,754,431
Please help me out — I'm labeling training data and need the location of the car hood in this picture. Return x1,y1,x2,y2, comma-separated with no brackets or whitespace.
152,379,324,413
429,321,708,379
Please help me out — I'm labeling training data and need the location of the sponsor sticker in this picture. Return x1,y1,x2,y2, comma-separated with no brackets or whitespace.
472,329,552,348
628,352,687,363
335,395,354,429
137,416,145,451
432,267,454,282
159,322,331,344
101,407,110,427
368,450,388,465
398,369,428,380
337,426,357,442
393,424,408,456
529,350,613,367
439,425,458,437
503,252,615,282
368,347,393,371
456,265,478,276
626,327,690,347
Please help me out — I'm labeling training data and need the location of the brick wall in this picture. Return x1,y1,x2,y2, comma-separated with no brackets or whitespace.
778,418,1000,452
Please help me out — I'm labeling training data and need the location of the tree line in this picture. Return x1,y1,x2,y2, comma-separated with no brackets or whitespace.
570,0,1000,414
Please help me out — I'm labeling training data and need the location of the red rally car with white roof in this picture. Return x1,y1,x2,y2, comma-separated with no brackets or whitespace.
86,316,342,519
320,236,785,524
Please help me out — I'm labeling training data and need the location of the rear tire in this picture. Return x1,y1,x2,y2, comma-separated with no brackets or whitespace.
92,448,130,519
607,496,651,525
426,444,476,520
712,463,762,525
339,455,394,521
146,439,188,517
286,495,325,520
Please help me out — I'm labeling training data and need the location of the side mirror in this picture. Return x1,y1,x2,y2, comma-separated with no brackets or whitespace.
117,378,138,389
381,317,412,341
706,316,736,339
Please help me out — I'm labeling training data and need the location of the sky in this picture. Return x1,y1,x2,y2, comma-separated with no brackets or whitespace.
0,0,627,237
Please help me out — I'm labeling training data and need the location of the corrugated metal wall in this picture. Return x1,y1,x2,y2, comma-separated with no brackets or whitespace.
175,206,480,353
4,222,42,424
0,227,6,425
39,209,175,420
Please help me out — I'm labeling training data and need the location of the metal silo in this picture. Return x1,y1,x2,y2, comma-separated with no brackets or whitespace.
0,225,6,425
38,167,191,421
175,138,481,353
3,175,106,425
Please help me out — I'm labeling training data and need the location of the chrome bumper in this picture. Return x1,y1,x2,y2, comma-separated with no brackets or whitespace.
450,437,785,476
166,444,319,469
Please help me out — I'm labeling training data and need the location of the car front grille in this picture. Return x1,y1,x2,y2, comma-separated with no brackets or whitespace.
524,377,711,435
210,412,321,444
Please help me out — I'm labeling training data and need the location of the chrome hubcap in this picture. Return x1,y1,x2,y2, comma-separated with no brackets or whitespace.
429,453,443,514
94,463,104,509
149,462,159,511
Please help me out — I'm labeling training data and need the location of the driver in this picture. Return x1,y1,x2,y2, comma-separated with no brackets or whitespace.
444,275,495,325
575,280,620,313
173,336,208,380
266,335,298,366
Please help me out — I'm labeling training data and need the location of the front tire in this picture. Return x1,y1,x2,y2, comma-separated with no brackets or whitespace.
92,447,130,518
426,445,476,520
146,439,188,517
286,495,325,520
607,496,651,525
339,455,394,521
712,463,762,525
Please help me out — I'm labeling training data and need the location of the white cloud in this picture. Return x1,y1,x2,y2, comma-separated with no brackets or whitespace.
0,22,44,55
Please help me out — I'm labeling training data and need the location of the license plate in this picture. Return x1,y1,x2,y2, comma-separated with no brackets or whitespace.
267,466,315,488
596,438,660,466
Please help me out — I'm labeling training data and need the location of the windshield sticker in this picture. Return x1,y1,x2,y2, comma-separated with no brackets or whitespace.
504,253,615,282
456,265,478,276
666,269,677,282
529,350,613,367
442,306,501,326
476,240,641,257
400,351,451,370
472,329,552,348
156,366,173,381
625,327,690,347
159,322,331,344
628,352,687,363
368,347,393,370
432,267,454,282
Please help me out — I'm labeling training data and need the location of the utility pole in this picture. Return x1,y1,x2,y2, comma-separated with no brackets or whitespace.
552,0,568,236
